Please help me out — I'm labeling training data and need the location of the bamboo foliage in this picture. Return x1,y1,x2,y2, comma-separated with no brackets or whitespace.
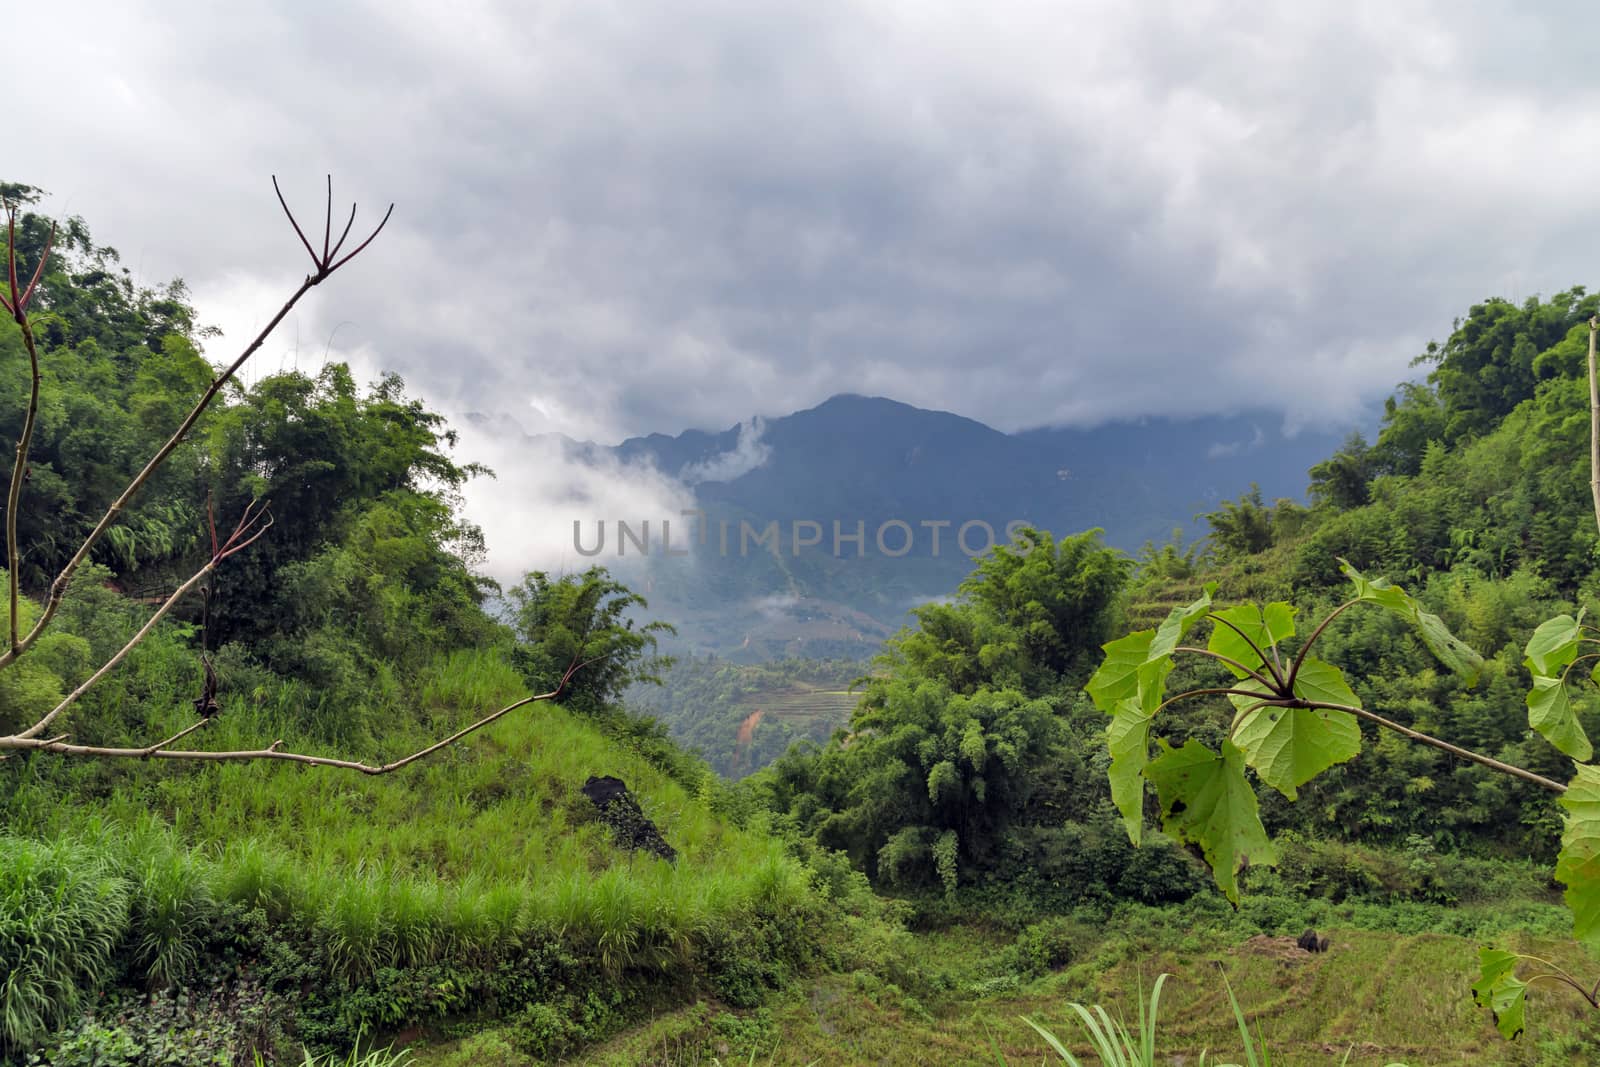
0,179,582,771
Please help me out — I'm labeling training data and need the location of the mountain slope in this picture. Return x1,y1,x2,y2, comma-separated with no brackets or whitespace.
562,395,1358,655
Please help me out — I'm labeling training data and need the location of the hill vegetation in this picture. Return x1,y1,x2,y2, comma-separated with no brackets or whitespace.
7,185,1600,1064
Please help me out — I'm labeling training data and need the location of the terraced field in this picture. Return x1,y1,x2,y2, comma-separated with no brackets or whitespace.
733,683,862,730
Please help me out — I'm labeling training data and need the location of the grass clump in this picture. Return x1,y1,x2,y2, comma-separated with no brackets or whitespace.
0,837,130,1051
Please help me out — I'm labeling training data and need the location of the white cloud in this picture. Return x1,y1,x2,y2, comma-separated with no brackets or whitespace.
9,0,1600,477
680,418,771,484
1206,425,1266,460
450,414,697,585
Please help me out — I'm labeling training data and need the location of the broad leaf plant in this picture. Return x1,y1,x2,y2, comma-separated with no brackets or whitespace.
1090,312,1600,1042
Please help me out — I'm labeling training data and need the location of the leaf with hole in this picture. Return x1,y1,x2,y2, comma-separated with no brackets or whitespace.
1471,947,1528,1041
1145,739,1273,904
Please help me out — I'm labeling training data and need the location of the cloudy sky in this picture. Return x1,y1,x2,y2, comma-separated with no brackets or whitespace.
12,1,1596,573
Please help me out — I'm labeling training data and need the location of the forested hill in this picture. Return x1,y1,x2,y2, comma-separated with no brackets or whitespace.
0,186,842,1063
750,284,1600,907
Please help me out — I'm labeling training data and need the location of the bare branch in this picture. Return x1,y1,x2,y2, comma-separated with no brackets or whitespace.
1302,699,1566,794
326,203,394,274
322,174,333,264
327,202,359,262
1589,316,1600,538
3,207,51,655
0,658,593,774
272,175,321,267
19,562,215,739
1285,598,1360,691
1172,645,1280,694
1205,612,1286,689
138,718,212,756
0,178,575,783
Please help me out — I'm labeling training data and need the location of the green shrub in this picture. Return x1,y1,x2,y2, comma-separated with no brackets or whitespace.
1005,917,1078,979
29,984,269,1067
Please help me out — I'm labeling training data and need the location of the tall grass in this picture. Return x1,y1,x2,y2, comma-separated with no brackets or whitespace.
0,838,131,1051
1,646,827,1057
1017,973,1169,1067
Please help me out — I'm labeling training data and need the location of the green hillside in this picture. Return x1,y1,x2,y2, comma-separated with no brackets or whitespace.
11,187,1600,1065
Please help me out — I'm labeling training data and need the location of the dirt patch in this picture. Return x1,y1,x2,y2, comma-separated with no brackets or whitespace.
1242,934,1319,961
736,709,764,747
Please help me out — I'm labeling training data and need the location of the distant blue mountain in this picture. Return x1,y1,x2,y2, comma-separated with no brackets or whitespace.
561,395,1362,657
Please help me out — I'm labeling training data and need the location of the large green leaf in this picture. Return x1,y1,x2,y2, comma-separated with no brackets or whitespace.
1088,630,1156,713
1207,603,1295,679
1339,559,1483,684
1528,677,1593,762
1149,582,1218,661
1090,586,1216,716
1525,612,1584,676
1557,764,1600,952
1290,656,1362,709
1233,661,1361,800
1523,613,1594,761
1471,947,1528,1041
1107,698,1153,845
1145,739,1274,904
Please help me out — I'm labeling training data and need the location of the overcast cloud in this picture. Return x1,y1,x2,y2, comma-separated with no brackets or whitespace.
10,1,1597,575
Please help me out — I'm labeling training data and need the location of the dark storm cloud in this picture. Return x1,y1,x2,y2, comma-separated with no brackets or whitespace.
11,1,1600,571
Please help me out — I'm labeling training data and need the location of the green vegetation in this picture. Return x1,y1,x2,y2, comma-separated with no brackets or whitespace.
631,657,867,778
8,183,1600,1063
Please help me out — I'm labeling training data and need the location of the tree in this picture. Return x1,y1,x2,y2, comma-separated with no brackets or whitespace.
0,179,585,772
757,528,1131,892
1420,289,1596,445
506,567,675,716
1307,431,1376,510
1201,484,1274,560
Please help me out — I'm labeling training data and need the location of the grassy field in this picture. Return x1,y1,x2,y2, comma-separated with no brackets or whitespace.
10,644,1600,1065
403,919,1600,1066
1,648,828,1058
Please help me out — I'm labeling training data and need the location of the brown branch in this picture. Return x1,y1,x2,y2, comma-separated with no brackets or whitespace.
326,203,393,274
6,315,37,654
1590,316,1600,539
21,496,272,740
1204,613,1286,688
1309,699,1566,794
138,718,212,756
3,206,52,654
1152,685,1278,717
0,658,594,774
1511,953,1600,1010
1173,645,1280,693
1285,597,1360,691
19,562,216,739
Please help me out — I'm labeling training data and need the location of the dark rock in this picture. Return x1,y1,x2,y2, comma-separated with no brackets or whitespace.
1296,928,1330,953
581,775,676,862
